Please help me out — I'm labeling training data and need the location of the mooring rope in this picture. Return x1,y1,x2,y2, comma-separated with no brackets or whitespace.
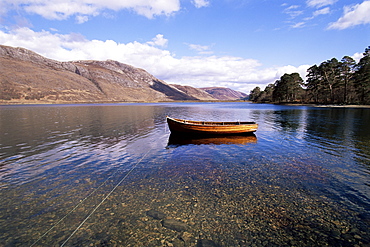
60,147,153,246
30,161,126,247
30,148,153,247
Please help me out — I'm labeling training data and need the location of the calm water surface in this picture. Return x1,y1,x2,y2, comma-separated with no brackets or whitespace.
0,102,369,246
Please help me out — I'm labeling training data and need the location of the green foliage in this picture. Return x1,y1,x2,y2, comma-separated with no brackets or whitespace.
340,56,356,104
305,58,342,104
250,46,370,105
273,73,304,103
249,87,261,102
354,46,370,104
250,73,304,103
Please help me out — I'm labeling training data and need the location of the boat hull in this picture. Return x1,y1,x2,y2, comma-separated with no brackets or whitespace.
166,117,258,135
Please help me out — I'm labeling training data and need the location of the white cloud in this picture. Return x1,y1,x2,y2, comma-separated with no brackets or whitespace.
186,43,213,55
283,5,304,19
306,0,337,8
291,22,306,28
304,7,330,21
187,44,209,51
328,1,370,30
147,34,168,47
192,0,210,8
0,27,310,93
352,52,364,62
1,0,181,20
313,7,330,16
76,16,89,24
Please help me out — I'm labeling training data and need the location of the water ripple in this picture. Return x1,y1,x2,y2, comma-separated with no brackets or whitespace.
1,103,370,246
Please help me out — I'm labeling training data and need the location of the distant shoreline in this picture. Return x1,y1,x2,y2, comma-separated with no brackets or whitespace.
0,99,246,105
279,103,370,108
1,100,370,108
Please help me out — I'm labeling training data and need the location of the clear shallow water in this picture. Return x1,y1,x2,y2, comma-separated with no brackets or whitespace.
0,102,369,246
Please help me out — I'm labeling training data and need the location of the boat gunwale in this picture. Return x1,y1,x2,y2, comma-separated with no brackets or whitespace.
167,116,257,127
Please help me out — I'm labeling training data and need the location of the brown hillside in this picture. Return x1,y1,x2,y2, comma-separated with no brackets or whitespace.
0,45,196,103
170,84,217,101
200,87,247,100
0,45,248,103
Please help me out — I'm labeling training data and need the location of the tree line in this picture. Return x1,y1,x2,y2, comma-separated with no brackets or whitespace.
249,46,370,105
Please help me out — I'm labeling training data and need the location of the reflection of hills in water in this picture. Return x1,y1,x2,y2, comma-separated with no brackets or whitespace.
167,133,257,147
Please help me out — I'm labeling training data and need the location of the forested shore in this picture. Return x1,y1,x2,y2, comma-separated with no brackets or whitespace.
250,46,370,105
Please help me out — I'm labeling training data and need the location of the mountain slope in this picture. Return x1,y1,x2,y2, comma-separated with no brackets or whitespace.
200,87,247,100
0,45,247,103
0,45,198,103
170,84,216,101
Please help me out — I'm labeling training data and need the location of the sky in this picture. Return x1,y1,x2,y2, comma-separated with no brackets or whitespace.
0,0,369,93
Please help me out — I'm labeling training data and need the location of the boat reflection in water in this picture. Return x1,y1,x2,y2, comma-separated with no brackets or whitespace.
167,133,257,147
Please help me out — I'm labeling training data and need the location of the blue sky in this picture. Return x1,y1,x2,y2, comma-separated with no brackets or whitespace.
1,0,369,93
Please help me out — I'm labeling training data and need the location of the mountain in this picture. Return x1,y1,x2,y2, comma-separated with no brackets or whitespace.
0,45,198,103
200,87,248,100
0,45,246,103
170,84,216,101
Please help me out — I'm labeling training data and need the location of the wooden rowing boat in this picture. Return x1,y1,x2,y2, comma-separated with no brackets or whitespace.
166,116,258,135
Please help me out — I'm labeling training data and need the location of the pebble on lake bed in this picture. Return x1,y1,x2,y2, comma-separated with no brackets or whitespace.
146,209,188,232
146,209,166,220
161,219,188,232
197,239,221,247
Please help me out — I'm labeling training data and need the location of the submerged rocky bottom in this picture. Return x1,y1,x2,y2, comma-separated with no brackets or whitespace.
24,157,368,247
1,103,370,246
